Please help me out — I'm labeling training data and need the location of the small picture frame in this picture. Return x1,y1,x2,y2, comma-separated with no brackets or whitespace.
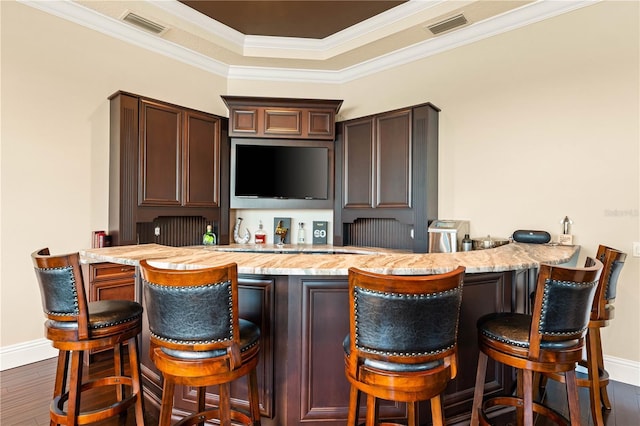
312,221,328,245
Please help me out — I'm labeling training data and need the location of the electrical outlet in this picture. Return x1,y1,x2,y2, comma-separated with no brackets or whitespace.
154,226,161,237
633,242,640,257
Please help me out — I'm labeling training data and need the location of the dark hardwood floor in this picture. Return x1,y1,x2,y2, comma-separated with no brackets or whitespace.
1,355,639,425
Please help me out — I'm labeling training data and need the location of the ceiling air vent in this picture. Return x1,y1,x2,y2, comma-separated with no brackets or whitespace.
426,14,468,35
122,12,167,35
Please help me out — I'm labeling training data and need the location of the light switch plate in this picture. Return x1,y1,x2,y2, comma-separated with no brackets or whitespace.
633,242,640,257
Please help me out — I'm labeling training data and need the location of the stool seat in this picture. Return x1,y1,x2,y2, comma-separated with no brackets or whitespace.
470,258,603,426
479,313,581,352
344,266,465,426
32,248,145,426
140,259,262,426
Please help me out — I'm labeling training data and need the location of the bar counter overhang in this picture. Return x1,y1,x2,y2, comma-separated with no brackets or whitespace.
81,243,579,426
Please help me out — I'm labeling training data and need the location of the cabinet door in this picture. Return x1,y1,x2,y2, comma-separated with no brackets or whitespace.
183,111,220,208
343,118,374,208
139,99,182,207
375,109,411,208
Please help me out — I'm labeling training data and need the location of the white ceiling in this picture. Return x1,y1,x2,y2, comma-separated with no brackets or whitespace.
21,0,598,83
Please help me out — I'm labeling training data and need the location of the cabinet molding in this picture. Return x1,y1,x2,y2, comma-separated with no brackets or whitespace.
222,96,342,140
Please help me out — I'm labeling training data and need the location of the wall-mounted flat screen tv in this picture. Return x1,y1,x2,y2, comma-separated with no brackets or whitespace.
233,141,330,200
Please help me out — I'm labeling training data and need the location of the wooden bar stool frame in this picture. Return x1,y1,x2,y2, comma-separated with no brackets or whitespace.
344,266,466,426
31,248,145,426
541,245,627,426
470,258,603,426
139,260,261,426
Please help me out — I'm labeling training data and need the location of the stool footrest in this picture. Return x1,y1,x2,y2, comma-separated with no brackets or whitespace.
51,389,139,425
173,407,254,426
481,396,570,426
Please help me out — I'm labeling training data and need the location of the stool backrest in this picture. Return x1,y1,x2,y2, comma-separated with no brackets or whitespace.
593,245,626,321
529,257,603,359
139,260,240,352
347,266,465,369
31,248,90,339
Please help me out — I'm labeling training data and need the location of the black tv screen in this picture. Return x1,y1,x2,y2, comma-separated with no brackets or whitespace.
234,144,329,200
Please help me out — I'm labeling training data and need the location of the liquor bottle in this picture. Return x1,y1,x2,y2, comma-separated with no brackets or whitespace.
297,222,306,244
203,225,216,245
255,221,267,244
461,233,473,252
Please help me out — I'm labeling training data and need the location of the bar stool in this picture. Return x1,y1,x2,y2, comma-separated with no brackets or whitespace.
31,248,145,426
470,258,603,426
343,266,466,426
139,260,261,426
541,245,626,426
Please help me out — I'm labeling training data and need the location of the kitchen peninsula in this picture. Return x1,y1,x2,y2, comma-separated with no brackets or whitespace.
81,243,579,426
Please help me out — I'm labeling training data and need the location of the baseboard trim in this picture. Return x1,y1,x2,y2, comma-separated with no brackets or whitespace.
0,338,57,371
2,339,639,387
605,355,640,387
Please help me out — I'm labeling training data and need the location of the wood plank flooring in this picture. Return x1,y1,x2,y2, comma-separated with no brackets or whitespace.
0,355,157,426
1,355,639,425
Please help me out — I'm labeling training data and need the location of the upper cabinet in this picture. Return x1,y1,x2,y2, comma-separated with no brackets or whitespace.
334,103,440,253
342,109,413,209
222,96,343,140
139,99,220,208
109,91,225,246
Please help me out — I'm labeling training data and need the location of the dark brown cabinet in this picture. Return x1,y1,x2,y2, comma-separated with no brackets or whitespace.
222,96,342,140
139,99,220,208
334,103,439,252
83,262,136,302
81,262,136,361
109,91,225,246
342,109,412,209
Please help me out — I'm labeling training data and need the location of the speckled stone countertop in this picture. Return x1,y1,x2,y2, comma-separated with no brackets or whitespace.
80,242,580,275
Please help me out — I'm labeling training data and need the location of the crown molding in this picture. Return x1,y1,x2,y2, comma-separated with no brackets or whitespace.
19,0,598,84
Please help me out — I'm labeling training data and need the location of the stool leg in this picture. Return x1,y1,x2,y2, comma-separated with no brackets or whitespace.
407,400,417,426
347,386,360,426
471,351,488,426
126,337,145,426
53,350,69,401
113,342,124,401
196,386,206,426
429,396,444,426
522,369,534,426
565,369,581,426
51,350,69,426
365,394,376,426
67,350,84,425
591,327,611,409
248,367,261,425
159,379,175,426
219,382,232,426
515,370,526,426
586,328,605,426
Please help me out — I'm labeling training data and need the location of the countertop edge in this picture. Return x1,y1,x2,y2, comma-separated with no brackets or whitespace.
80,243,580,275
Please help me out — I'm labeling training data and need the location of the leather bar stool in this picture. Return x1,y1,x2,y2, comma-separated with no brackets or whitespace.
541,245,627,426
470,258,603,426
343,266,466,426
139,260,261,426
31,248,145,426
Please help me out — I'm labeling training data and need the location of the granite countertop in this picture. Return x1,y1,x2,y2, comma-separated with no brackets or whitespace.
80,243,580,275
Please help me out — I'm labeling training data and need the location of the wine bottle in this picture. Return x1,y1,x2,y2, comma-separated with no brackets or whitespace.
203,225,216,245
255,221,267,244
462,233,472,252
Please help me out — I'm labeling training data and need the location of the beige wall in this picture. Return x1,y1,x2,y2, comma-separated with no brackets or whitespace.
2,0,638,376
